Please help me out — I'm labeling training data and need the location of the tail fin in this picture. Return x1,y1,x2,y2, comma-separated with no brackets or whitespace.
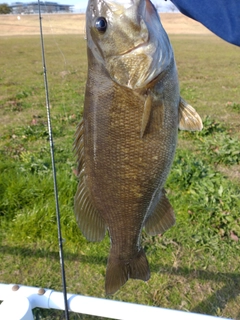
105,248,150,295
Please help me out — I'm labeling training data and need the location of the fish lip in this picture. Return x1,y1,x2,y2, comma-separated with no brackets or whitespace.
119,41,145,56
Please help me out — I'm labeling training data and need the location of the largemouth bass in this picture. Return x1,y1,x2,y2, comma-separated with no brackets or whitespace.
74,0,202,295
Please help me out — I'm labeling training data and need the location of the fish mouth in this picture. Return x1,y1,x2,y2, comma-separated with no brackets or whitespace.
105,0,135,12
105,0,156,15
110,0,152,56
106,0,158,57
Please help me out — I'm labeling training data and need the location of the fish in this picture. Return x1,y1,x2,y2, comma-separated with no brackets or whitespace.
74,0,202,295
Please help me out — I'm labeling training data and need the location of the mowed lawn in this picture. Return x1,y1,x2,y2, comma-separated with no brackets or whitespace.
0,33,240,320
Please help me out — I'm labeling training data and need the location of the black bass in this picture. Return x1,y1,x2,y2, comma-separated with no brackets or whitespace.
74,0,202,294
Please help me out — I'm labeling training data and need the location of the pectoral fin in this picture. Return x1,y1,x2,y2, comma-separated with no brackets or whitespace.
140,94,152,138
178,97,203,131
74,120,107,242
145,189,175,236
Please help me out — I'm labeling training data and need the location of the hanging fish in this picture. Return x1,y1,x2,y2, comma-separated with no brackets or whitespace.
74,0,202,295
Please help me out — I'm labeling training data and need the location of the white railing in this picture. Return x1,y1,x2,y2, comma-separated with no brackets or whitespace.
0,283,231,320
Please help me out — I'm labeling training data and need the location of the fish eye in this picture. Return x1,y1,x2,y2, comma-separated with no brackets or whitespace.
95,17,107,33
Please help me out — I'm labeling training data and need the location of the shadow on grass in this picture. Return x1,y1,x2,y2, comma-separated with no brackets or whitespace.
151,263,240,317
1,245,239,318
0,245,107,265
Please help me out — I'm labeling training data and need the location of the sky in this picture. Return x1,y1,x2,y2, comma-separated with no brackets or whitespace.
6,1,177,13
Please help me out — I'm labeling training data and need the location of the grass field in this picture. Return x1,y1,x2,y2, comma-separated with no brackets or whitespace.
0,32,240,319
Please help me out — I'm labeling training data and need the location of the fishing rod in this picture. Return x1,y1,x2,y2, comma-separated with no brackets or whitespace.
37,1,69,319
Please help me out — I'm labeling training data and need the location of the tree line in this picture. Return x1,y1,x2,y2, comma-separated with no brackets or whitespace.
0,3,12,14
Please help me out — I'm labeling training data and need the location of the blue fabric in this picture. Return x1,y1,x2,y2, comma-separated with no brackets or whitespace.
170,0,240,46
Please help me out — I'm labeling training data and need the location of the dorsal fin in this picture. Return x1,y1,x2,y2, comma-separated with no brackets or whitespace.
74,120,107,242
74,170,107,242
73,119,84,176
178,97,203,131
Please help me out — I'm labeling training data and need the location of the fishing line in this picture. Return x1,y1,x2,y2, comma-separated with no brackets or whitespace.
37,1,69,319
41,4,67,66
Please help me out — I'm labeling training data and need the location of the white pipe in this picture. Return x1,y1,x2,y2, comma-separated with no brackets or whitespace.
0,283,231,320
0,295,34,320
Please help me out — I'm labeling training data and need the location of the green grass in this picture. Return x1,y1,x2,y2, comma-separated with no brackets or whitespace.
0,34,240,320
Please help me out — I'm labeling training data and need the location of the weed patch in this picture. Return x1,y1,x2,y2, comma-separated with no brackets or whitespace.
199,134,240,165
227,102,240,113
167,150,240,243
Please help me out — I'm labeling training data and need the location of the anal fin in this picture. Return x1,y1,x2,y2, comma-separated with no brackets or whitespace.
178,97,203,131
145,189,175,236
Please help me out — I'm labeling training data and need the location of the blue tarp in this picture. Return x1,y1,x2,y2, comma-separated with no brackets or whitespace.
170,0,240,46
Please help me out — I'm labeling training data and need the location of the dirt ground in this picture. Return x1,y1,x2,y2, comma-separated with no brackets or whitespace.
0,13,212,36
